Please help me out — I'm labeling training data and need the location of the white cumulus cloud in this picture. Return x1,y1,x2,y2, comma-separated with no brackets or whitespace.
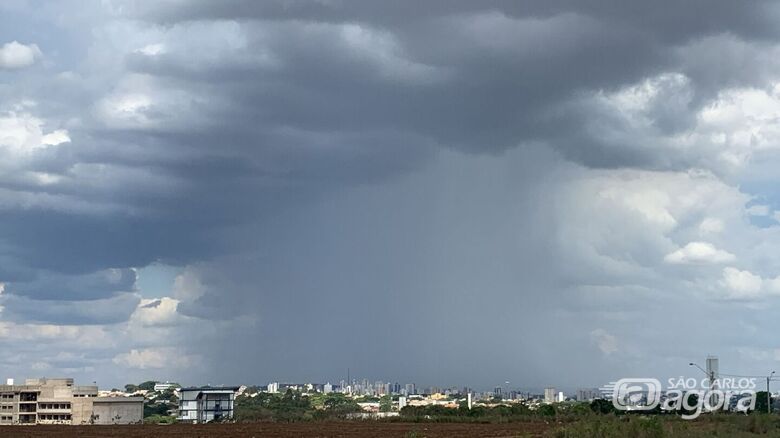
130,297,182,327
0,41,42,69
664,241,736,264
721,267,763,299
0,112,70,155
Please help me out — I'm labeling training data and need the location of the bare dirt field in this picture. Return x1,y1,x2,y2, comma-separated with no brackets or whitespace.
0,421,553,437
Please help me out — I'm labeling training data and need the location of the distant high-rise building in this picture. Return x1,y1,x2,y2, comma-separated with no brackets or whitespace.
706,355,720,408
374,381,385,396
544,387,556,404
405,383,416,395
557,391,565,402
706,356,719,387
398,396,407,410
323,383,333,394
493,386,502,398
267,382,279,393
576,388,599,402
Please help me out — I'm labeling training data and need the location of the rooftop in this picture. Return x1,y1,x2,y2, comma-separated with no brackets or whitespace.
180,386,240,392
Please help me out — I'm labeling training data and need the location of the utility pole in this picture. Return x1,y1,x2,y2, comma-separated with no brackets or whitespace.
767,371,775,414
690,362,713,409
709,370,715,396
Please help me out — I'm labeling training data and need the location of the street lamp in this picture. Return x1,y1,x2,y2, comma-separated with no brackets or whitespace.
689,363,715,389
689,363,706,375
690,362,718,412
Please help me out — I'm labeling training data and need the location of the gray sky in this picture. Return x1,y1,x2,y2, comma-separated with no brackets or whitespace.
2,0,780,390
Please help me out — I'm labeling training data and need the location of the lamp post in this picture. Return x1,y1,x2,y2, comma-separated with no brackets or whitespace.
689,362,776,414
690,362,717,411
689,362,714,390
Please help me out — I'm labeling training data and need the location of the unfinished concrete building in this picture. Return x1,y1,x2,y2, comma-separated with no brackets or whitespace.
0,378,143,425
178,386,239,423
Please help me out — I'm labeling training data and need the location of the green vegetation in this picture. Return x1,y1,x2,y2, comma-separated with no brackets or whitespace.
394,398,780,429
755,391,770,414
119,383,780,437
143,402,173,418
124,381,180,419
393,398,780,436
308,392,363,415
380,395,393,413
143,414,177,424
548,413,780,437
398,402,534,421
234,389,362,422
125,381,157,393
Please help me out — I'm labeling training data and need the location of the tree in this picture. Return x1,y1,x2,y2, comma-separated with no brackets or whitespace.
569,402,592,416
138,381,157,391
590,398,616,414
379,395,392,413
161,387,179,403
125,381,157,393
143,402,169,418
322,394,361,415
537,404,556,416
753,391,770,414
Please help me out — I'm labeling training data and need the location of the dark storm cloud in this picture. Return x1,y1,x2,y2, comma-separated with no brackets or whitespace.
4,268,135,301
125,0,780,41
1,293,140,325
0,0,758,288
103,0,780,171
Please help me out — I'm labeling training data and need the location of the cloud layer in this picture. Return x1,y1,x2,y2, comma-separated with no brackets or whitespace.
2,0,780,388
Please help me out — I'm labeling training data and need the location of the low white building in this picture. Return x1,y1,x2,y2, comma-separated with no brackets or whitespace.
153,382,177,392
178,387,239,423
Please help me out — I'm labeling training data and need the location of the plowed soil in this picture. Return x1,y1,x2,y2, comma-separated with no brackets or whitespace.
0,421,553,437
